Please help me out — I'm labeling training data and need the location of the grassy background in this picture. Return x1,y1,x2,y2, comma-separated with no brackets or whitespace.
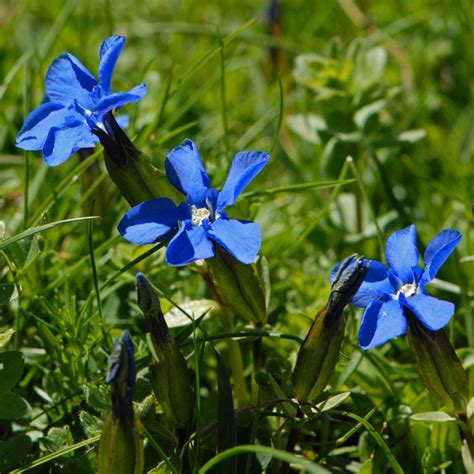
0,0,473,472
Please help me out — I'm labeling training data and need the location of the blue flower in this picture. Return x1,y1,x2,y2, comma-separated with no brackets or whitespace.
118,139,270,266
16,36,146,167
331,225,461,350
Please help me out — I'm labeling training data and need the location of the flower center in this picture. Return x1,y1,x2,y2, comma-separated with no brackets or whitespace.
191,206,211,227
394,282,417,299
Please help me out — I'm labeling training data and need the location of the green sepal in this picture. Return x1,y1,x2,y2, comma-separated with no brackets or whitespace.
293,255,369,401
407,311,469,413
204,248,267,324
97,410,144,474
136,273,194,426
149,348,195,428
99,113,180,206
103,149,180,207
293,305,345,401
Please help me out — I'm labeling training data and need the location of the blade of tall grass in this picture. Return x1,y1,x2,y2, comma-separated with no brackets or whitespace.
0,216,100,251
199,444,330,474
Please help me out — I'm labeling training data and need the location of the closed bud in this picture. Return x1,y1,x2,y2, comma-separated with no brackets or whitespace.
293,256,369,401
204,247,267,325
98,332,144,474
406,310,469,413
136,273,194,427
96,113,180,206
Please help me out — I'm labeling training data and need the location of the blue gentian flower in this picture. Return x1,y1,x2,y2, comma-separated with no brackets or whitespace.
16,36,146,166
118,139,270,266
331,225,461,350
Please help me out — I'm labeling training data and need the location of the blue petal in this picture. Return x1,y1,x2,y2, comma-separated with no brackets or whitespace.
207,218,261,264
45,53,97,107
165,139,210,206
402,293,454,331
42,122,98,167
166,220,215,266
358,299,407,350
16,102,69,151
95,83,147,117
330,259,393,307
115,114,130,129
421,229,461,285
99,36,126,95
118,198,180,245
351,261,395,307
216,151,270,211
330,258,385,284
385,225,419,283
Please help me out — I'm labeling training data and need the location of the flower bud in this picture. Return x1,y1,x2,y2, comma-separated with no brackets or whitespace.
293,256,369,401
406,309,469,413
204,247,267,325
98,332,144,474
96,113,180,206
136,273,194,427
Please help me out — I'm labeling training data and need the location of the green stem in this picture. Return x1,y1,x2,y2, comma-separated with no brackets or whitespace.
347,156,385,262
221,314,248,406
201,268,248,405
280,408,304,474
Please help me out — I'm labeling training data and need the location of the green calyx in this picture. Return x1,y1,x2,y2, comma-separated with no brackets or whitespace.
293,305,345,401
97,411,144,474
136,273,194,427
204,248,268,325
406,310,469,413
99,113,180,206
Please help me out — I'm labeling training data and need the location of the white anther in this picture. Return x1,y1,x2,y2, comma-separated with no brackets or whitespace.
191,206,210,227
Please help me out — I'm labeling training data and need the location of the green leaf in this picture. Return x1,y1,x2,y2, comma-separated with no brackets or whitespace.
79,411,102,437
12,434,100,472
410,411,456,422
0,434,32,471
267,373,297,418
199,444,330,474
0,350,24,391
242,179,354,199
358,459,374,474
353,99,387,131
0,328,15,348
6,234,41,270
215,348,237,474
316,392,351,412
397,129,426,143
40,426,73,455
164,299,216,328
0,392,28,419
462,439,474,474
0,216,100,251
83,385,111,416
0,283,16,305
286,113,326,144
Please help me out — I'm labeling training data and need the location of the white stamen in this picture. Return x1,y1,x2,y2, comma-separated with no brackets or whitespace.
393,282,417,300
191,206,210,227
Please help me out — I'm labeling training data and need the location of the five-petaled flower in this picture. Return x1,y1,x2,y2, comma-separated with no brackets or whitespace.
118,139,270,266
16,36,146,166
332,225,461,350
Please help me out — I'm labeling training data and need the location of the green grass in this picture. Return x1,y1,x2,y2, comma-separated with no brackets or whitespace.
0,0,473,472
